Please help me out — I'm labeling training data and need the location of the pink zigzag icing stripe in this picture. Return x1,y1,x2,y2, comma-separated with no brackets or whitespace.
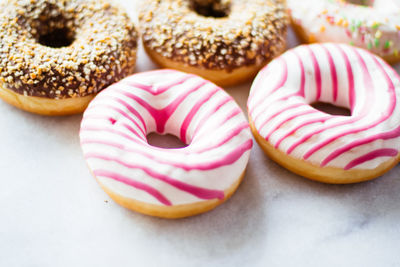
344,149,398,170
257,53,309,135
307,46,322,100
253,102,304,127
85,103,147,136
248,58,288,114
115,80,208,133
193,108,242,143
94,170,172,206
274,116,331,149
191,96,233,137
180,88,219,144
92,161,226,204
85,139,252,172
81,124,251,170
321,45,338,102
264,110,319,140
124,74,194,96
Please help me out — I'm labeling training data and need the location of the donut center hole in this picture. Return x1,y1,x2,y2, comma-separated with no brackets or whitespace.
190,0,231,18
38,27,75,48
343,0,374,6
32,6,76,48
147,133,188,149
311,102,351,116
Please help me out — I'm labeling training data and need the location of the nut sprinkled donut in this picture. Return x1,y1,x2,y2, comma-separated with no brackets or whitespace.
248,43,400,184
0,0,138,115
288,0,400,63
80,70,252,218
139,0,288,87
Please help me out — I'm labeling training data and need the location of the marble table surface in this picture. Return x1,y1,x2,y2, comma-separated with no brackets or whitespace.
1,1,399,266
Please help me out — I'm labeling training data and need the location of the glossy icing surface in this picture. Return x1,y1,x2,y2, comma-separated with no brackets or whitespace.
287,0,400,60
248,43,400,170
80,70,252,206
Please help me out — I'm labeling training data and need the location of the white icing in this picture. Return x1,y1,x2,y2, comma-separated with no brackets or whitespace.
80,70,252,206
287,0,400,59
248,43,400,170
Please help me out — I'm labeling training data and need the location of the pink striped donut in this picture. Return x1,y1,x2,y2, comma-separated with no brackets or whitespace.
80,69,252,218
248,43,400,184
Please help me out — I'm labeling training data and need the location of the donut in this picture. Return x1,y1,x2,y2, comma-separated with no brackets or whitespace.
247,43,400,184
287,0,400,63
138,0,288,87
0,0,138,116
80,70,253,218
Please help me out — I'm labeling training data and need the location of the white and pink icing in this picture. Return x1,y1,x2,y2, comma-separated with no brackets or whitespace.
287,0,400,60
248,43,400,170
80,69,252,206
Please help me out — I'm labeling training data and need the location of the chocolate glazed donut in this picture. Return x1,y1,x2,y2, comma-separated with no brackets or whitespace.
0,0,138,115
139,0,288,87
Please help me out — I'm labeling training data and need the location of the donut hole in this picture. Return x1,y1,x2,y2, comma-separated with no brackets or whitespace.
38,27,75,48
31,6,76,48
147,133,188,149
311,102,351,116
190,0,231,18
344,0,374,6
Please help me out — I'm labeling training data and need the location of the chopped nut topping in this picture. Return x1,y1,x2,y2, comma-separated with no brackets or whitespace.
0,0,138,99
139,0,288,71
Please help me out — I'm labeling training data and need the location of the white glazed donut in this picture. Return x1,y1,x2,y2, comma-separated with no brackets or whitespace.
287,0,400,63
248,43,400,184
80,69,252,218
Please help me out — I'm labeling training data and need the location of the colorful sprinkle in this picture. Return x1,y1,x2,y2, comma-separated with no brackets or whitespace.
326,16,335,24
372,22,380,29
374,38,380,48
384,41,393,50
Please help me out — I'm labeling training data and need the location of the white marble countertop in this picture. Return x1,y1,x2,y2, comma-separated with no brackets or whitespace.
1,1,399,266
